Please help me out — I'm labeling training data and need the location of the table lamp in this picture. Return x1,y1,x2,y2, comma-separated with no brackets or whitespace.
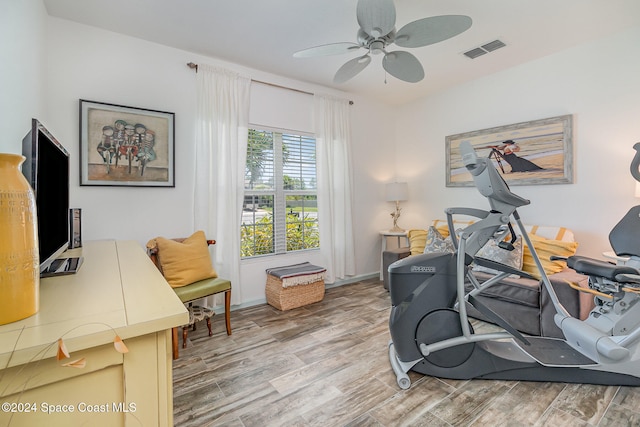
385,182,408,232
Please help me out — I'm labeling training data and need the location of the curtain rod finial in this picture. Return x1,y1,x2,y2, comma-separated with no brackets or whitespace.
187,62,198,72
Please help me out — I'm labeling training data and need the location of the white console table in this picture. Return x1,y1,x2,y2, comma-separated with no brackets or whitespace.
0,240,188,427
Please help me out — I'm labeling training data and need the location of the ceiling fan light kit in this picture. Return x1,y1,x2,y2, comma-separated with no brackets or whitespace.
293,0,472,84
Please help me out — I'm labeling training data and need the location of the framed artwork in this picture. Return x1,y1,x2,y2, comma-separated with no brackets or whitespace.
79,100,175,187
445,115,573,187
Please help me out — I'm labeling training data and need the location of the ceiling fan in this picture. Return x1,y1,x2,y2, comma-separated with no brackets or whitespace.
293,0,472,84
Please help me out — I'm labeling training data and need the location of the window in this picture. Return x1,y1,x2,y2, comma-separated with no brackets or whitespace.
241,128,319,257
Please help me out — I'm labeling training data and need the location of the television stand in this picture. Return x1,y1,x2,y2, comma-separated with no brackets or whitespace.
40,256,84,278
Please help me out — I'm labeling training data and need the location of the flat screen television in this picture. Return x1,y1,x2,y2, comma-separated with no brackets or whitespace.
22,118,82,276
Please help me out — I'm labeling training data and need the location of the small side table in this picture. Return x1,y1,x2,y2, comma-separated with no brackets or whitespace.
379,230,410,280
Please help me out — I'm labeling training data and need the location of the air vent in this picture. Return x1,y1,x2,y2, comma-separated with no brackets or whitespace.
462,39,506,59
482,39,506,52
463,47,487,59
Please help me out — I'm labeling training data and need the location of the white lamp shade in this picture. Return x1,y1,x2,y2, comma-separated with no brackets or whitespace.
386,182,408,202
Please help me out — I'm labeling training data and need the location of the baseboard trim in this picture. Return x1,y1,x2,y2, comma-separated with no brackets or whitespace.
324,272,379,289
212,271,380,314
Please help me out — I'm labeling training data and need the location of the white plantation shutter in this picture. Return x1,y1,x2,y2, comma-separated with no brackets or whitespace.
242,128,318,257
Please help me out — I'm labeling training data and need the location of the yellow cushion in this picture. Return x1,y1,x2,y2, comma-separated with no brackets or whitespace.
522,233,578,279
524,225,574,242
151,231,218,288
408,229,428,256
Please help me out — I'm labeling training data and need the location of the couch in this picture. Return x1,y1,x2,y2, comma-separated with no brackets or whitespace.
383,220,594,338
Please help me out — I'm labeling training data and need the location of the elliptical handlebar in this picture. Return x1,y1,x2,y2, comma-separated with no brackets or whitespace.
444,207,490,250
630,143,640,182
460,141,571,320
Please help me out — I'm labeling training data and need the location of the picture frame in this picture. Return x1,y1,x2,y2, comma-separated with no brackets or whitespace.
79,99,175,187
445,115,573,187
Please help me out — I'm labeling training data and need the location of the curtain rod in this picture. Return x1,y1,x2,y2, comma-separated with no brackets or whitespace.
187,62,353,105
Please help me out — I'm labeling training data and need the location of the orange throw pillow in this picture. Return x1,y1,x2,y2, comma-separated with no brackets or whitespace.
152,231,217,288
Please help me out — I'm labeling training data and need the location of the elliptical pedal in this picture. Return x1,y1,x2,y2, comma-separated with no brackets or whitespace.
514,336,597,367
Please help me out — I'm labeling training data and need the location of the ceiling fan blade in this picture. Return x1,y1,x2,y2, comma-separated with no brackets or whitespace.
382,51,424,83
395,15,472,48
333,54,372,84
357,0,396,38
293,42,361,58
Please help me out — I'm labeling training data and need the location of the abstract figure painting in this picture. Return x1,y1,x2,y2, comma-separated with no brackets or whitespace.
446,115,573,187
80,100,175,187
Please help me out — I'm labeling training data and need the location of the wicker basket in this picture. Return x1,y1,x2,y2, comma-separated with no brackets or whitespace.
266,274,325,311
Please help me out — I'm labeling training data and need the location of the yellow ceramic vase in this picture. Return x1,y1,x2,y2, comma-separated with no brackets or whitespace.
0,153,39,325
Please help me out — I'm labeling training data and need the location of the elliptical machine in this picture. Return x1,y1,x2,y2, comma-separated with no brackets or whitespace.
388,141,640,389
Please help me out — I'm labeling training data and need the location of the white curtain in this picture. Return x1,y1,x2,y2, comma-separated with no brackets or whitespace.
194,65,250,305
314,94,356,283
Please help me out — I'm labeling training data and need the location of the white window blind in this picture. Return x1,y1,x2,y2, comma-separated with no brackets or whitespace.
241,128,319,257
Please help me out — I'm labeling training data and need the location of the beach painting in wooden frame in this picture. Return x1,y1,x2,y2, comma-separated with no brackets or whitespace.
445,115,573,187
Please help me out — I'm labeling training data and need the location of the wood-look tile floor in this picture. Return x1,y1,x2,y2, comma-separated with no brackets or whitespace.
172,278,640,426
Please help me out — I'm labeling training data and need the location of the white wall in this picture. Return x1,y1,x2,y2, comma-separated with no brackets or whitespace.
395,25,640,258
0,0,47,154
19,4,636,308
43,16,393,306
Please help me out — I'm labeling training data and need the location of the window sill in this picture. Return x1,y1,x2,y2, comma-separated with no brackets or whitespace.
241,248,321,264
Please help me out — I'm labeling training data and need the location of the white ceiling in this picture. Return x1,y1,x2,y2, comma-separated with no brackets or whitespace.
43,0,640,106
